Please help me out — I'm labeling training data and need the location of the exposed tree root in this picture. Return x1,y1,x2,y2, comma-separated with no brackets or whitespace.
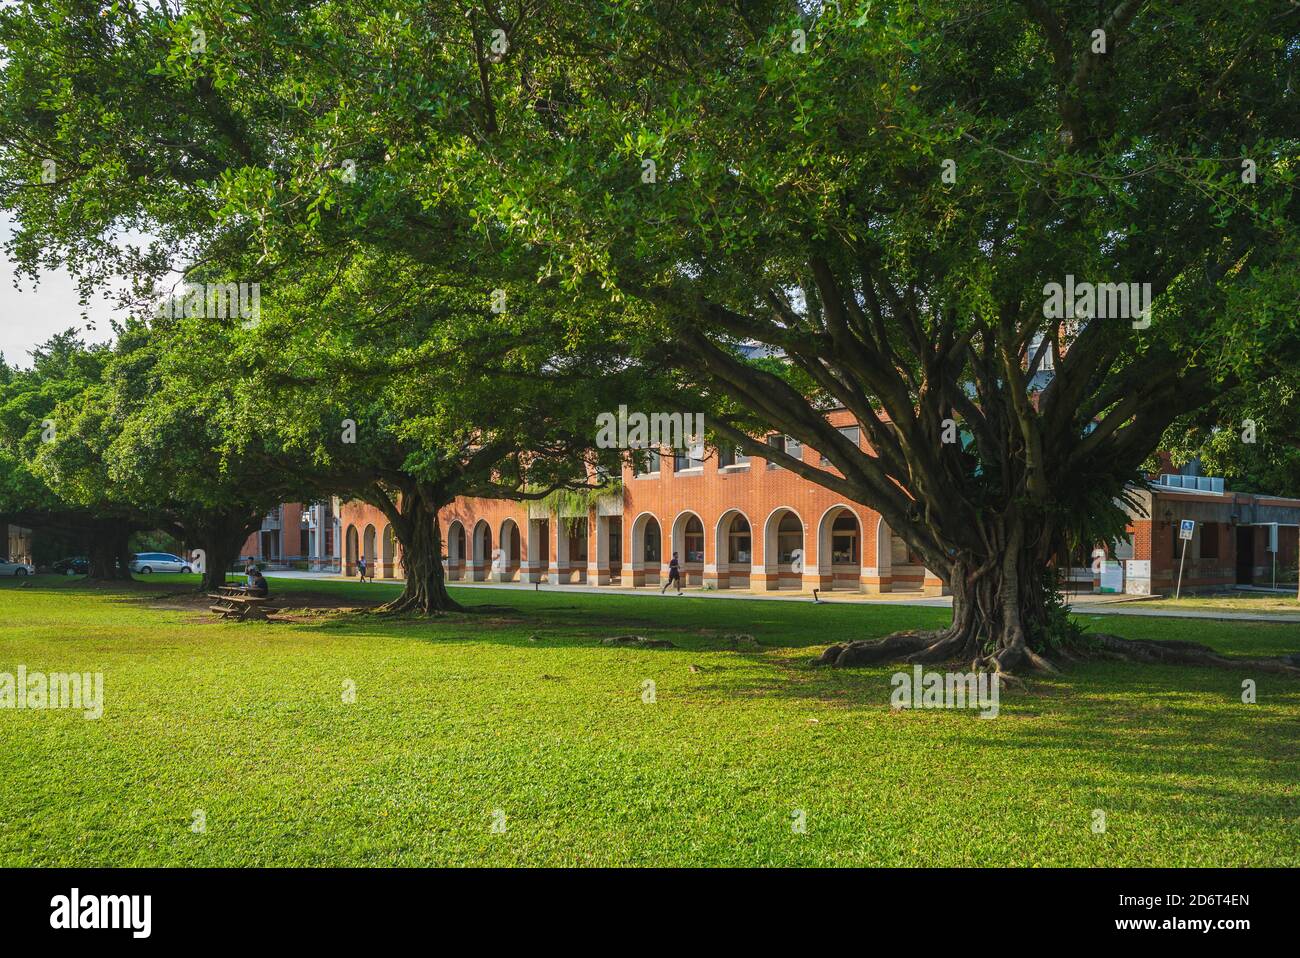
601,635,678,649
816,628,1300,676
1086,633,1300,674
375,591,463,615
815,629,947,668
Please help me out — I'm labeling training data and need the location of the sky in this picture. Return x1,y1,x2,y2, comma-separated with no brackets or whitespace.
0,211,131,367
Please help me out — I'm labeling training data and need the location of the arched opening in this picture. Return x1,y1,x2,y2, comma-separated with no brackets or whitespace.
887,523,925,592
670,511,705,586
816,506,863,591
381,524,398,579
497,519,521,581
629,513,662,586
714,510,752,589
762,508,805,590
362,524,377,576
590,515,621,585
344,525,359,576
564,516,588,583
471,519,492,581
525,517,548,583
446,521,466,581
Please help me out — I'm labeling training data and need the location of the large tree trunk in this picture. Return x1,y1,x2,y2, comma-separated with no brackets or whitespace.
86,519,134,581
379,485,462,614
819,515,1300,676
191,509,262,592
198,531,239,592
821,534,1059,674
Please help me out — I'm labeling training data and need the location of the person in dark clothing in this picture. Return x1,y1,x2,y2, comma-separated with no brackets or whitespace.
357,554,368,582
661,552,683,595
247,569,269,597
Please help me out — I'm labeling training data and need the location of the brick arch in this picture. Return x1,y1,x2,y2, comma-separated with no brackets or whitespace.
815,504,864,591
761,507,805,591
712,509,753,589
445,520,466,581
629,512,662,587
669,510,705,586
344,524,359,576
497,518,521,581
471,519,492,581
381,524,398,579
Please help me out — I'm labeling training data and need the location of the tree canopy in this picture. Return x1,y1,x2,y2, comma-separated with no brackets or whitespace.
0,1,1296,666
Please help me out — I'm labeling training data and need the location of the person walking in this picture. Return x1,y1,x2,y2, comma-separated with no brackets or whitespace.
357,554,368,583
661,551,683,595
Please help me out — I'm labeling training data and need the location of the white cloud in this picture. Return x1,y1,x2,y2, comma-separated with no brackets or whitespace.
0,212,125,367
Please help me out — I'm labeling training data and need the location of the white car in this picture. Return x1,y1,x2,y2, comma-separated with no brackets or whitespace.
129,552,192,574
0,558,35,576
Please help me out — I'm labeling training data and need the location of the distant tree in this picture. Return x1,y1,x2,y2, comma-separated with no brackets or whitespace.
86,321,315,591
0,333,141,578
1158,378,1300,501
171,251,678,613
0,1,683,612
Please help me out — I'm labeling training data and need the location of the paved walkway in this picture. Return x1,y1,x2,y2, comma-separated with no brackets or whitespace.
262,571,1300,623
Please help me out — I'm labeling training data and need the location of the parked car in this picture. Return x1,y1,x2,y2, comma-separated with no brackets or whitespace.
51,556,90,576
129,552,192,574
0,557,36,576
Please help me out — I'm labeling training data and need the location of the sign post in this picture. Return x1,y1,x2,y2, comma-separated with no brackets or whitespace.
1175,519,1195,599
1266,522,1278,590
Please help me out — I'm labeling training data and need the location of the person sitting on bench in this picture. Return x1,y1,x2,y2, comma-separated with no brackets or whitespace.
247,568,269,598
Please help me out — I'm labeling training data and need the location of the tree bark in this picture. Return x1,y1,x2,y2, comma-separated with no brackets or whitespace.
377,484,462,614
822,550,1055,670
189,509,263,592
85,519,134,581
818,515,1300,676
819,515,1065,675
197,531,239,592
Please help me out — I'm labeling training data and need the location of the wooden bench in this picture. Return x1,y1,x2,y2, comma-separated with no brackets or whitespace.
207,592,278,622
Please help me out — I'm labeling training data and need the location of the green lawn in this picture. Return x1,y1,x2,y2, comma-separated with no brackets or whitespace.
1134,592,1300,616
1,574,1297,866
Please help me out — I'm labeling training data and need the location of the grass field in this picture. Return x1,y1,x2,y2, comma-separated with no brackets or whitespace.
1,574,1297,867
1137,592,1300,615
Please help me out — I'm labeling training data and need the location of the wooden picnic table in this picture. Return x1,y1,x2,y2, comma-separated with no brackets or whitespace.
207,591,277,621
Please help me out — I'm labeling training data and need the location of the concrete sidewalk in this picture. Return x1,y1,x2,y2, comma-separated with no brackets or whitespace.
262,571,1300,623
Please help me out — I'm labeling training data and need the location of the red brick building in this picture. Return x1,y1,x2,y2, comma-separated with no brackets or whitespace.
1118,479,1300,594
333,410,1300,597
239,501,339,571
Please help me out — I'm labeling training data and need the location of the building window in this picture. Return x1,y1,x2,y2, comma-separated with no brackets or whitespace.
683,515,705,563
718,444,750,468
831,514,859,564
1200,523,1218,559
767,434,802,468
636,449,660,477
673,442,704,473
777,513,803,564
821,425,861,465
1027,332,1056,371
728,515,751,564
643,522,661,563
